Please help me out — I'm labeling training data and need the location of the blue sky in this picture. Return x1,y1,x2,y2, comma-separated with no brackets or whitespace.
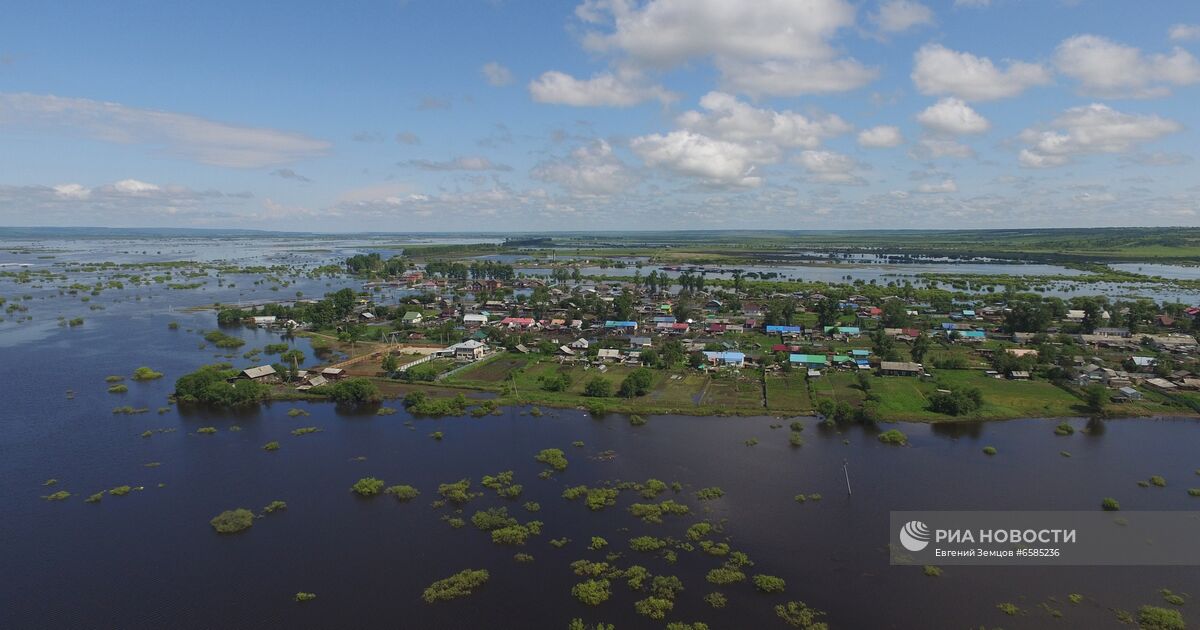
1,0,1199,231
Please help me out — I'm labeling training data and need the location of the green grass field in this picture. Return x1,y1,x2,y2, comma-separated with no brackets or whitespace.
445,354,533,385
702,375,764,410
810,372,867,407
765,372,812,412
344,344,1195,421
932,370,1083,419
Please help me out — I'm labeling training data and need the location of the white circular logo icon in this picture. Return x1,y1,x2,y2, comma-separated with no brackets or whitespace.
899,520,931,552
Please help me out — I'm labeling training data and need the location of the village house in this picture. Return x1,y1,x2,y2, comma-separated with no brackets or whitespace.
1147,334,1199,353
441,340,489,362
321,367,346,380
462,313,488,327
1113,386,1143,402
704,351,746,368
880,361,922,377
1131,356,1157,371
628,336,652,349
596,348,621,362
239,365,278,382
1144,377,1178,392
501,317,537,330
469,279,504,292
884,327,922,341
766,324,804,338
401,311,423,325
294,372,327,391
789,354,828,369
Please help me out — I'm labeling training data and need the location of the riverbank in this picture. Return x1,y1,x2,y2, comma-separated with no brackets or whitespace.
271,370,1199,423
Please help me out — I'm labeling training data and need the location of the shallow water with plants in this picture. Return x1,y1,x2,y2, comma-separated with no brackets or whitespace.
2,235,1198,629
4,327,1198,628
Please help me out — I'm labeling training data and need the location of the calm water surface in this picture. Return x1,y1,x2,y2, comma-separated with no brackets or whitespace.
1,238,1197,629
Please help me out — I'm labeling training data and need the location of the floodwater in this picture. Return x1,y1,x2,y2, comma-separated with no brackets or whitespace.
482,253,1195,302
1,236,1198,629
1110,263,1200,281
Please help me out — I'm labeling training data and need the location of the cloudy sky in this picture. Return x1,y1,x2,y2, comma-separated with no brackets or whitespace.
1,1,1199,231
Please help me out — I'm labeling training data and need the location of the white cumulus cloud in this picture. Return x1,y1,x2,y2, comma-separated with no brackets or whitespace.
1054,34,1200,98
857,125,905,148
1018,103,1183,168
531,140,638,196
1168,24,1200,42
571,0,876,97
52,183,90,200
871,0,935,33
916,97,990,135
529,70,675,107
796,150,863,184
676,91,852,149
912,43,1051,101
112,179,161,194
631,130,768,188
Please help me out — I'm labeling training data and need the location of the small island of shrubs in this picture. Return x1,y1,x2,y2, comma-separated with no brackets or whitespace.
351,477,385,497
175,364,269,407
535,448,568,472
422,569,490,603
131,367,163,381
385,485,420,501
210,508,254,534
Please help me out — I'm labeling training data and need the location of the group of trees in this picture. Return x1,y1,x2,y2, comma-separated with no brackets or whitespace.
174,364,270,407
424,260,515,281
928,387,984,416
548,267,583,284
218,287,359,330
316,378,381,405
345,253,407,276
580,368,654,399
1000,294,1185,335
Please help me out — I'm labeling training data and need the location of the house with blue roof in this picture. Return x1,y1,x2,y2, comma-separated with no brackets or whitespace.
823,326,861,336
703,351,745,368
604,320,638,331
789,354,827,368
766,325,803,335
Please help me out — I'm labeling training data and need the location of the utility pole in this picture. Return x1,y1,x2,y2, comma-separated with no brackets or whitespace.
843,458,852,496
